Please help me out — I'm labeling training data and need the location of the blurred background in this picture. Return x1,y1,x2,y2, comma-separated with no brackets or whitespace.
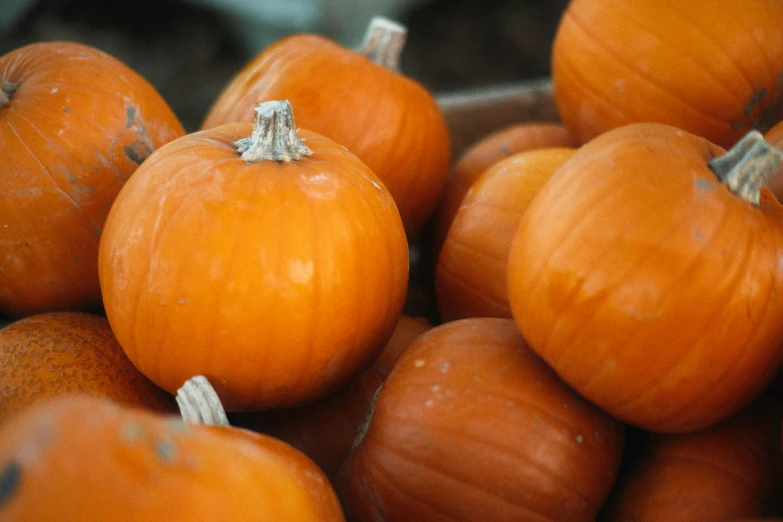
0,0,568,131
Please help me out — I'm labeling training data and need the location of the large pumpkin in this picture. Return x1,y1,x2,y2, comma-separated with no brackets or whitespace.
201,17,450,238
435,147,575,321
0,41,185,318
552,0,783,148
0,378,345,521
0,312,174,420
339,318,624,521
507,123,783,433
99,100,409,411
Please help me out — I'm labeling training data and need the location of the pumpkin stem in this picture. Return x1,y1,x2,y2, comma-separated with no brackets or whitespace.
234,100,313,163
176,375,230,426
0,80,17,108
358,17,407,71
708,130,783,205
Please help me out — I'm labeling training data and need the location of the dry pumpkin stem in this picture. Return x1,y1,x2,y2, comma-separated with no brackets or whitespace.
234,100,313,163
0,80,17,108
708,130,783,205
176,375,230,426
358,16,407,71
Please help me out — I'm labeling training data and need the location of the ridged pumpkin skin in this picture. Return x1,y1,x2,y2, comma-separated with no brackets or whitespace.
0,41,185,318
431,123,575,257
0,312,174,420
230,315,431,480
0,395,345,521
201,33,451,238
552,0,783,148
339,318,624,522
602,401,782,520
507,123,783,433
98,120,409,411
435,147,575,321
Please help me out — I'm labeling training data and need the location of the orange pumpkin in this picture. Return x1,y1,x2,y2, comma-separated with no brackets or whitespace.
99,100,409,411
430,122,575,258
602,400,782,520
0,41,185,318
507,123,783,433
552,0,783,148
0,312,174,420
230,315,431,480
0,378,345,521
339,318,624,521
202,17,451,238
435,147,575,321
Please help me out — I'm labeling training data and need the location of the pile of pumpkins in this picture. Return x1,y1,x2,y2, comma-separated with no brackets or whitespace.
3,0,783,519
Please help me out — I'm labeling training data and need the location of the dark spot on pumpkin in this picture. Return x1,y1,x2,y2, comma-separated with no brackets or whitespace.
124,141,154,165
63,106,70,114
695,178,714,191
155,439,176,462
731,121,743,131
125,106,137,129
500,143,513,157
0,461,21,508
66,171,76,183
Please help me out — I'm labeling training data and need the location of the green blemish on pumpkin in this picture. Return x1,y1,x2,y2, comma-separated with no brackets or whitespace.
124,141,154,165
695,178,715,191
66,171,76,183
155,439,176,462
0,461,21,508
125,106,137,128
121,421,144,443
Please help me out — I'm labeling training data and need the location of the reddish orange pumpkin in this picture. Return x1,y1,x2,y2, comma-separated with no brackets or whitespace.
231,315,431,480
430,122,575,257
339,318,624,521
0,41,185,318
507,123,783,433
201,18,450,238
435,147,575,321
602,400,782,520
0,390,345,520
0,312,174,420
552,0,783,148
99,101,409,411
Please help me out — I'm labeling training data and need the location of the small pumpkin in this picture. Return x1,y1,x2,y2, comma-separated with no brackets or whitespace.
230,315,431,480
0,376,345,521
507,123,783,432
0,41,185,318
602,399,782,520
552,0,783,148
201,17,451,238
99,100,409,411
430,122,575,258
0,312,175,420
435,147,575,321
339,318,624,521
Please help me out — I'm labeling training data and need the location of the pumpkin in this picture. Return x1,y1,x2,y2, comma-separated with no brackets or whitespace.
0,41,185,318
601,399,782,520
98,100,409,411
430,122,575,259
230,315,431,480
0,376,345,521
0,311,174,420
201,17,451,238
338,318,624,521
507,123,783,433
552,0,783,148
435,147,575,321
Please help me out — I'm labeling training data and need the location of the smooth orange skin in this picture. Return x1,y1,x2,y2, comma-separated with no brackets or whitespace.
0,41,185,318
201,34,451,239
339,318,624,522
0,395,345,521
430,123,575,258
507,123,783,433
98,122,409,411
0,312,175,421
602,401,782,520
552,0,783,148
231,315,431,480
435,147,575,321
